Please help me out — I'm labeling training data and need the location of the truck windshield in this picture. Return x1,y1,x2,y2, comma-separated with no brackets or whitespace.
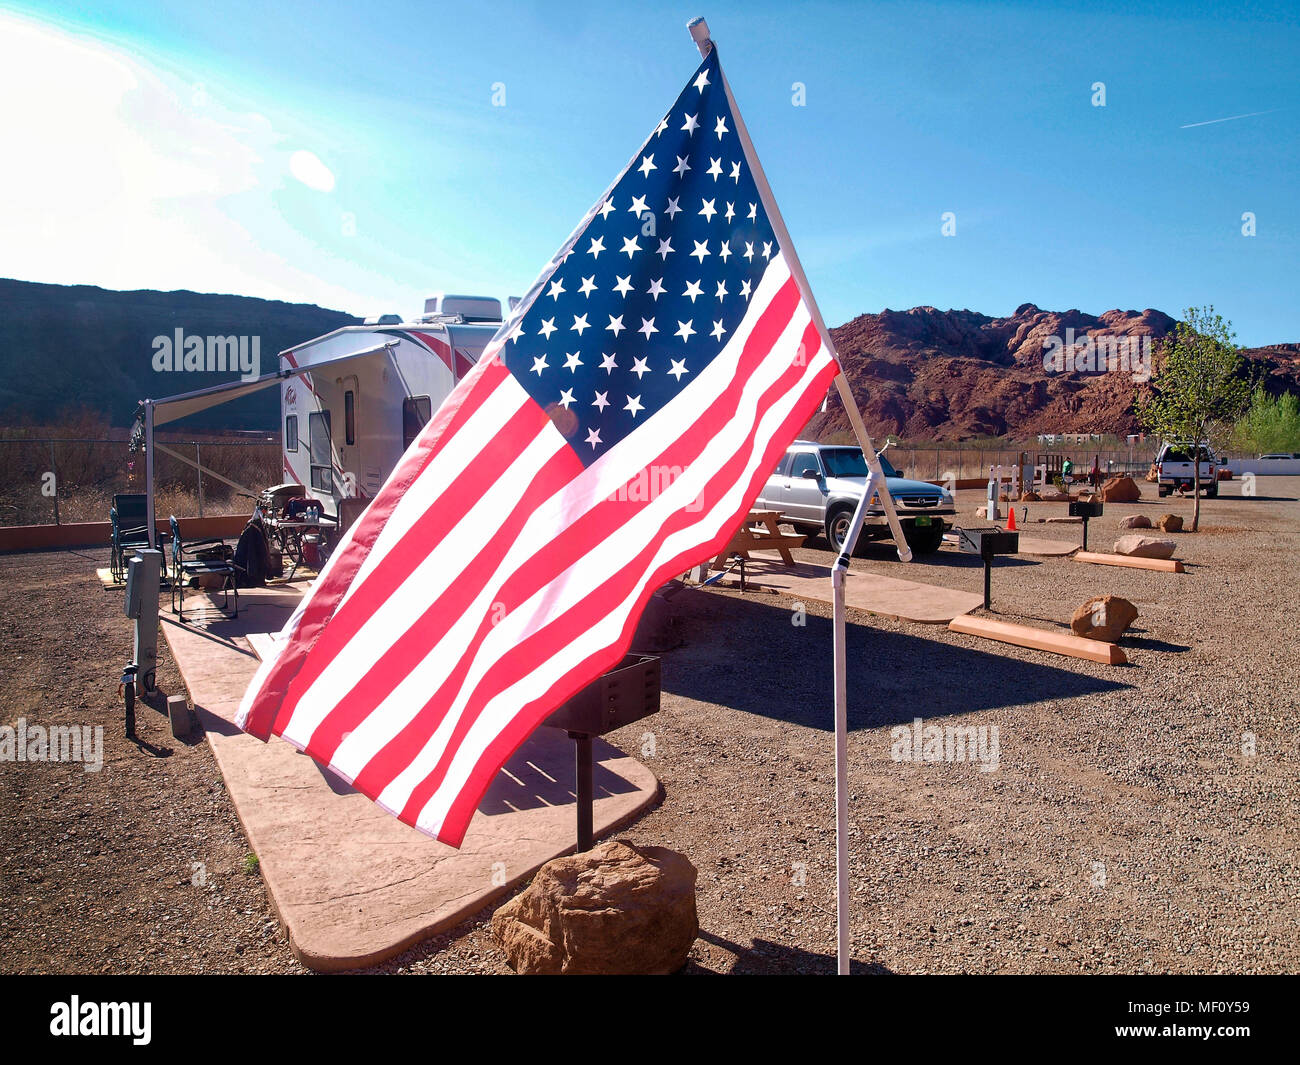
821,448,866,477
817,447,902,478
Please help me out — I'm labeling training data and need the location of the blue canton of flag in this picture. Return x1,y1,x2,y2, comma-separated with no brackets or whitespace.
501,50,778,463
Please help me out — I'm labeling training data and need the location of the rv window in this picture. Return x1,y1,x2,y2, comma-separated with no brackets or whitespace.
285,415,298,453
344,390,356,445
309,410,332,494
403,395,432,450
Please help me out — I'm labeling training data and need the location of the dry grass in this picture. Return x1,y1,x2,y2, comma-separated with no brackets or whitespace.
0,436,279,526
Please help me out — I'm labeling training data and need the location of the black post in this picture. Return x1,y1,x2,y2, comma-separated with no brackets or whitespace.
571,731,594,852
983,559,992,611
1081,516,1090,551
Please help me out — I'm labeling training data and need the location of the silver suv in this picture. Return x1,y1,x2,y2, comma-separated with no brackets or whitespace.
755,441,956,555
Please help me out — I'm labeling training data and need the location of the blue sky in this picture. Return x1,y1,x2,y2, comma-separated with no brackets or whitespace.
1,0,1296,345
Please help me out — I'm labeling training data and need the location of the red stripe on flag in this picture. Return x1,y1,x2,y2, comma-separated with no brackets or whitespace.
306,443,584,765
435,330,838,842
239,355,510,739
315,279,804,788
269,395,559,739
398,318,826,830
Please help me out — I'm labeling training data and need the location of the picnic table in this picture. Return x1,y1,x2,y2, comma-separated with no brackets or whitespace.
266,514,338,580
710,509,806,570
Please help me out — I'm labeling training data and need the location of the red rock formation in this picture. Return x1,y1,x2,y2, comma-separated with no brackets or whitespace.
805,304,1298,441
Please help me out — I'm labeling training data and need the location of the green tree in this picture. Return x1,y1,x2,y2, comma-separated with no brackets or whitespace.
1138,306,1250,531
1231,387,1300,455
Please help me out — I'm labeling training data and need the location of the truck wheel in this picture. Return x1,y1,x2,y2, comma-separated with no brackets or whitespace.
904,523,945,555
1158,486,1169,497
1206,483,1218,498
826,506,855,554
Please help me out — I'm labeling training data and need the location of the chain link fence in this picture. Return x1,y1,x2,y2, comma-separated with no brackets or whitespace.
0,434,1258,528
0,438,280,527
884,443,1254,483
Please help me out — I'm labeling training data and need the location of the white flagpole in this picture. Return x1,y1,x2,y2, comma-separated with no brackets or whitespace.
715,59,911,562
696,18,913,976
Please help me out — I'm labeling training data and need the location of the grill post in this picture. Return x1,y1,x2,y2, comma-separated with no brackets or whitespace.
1069,500,1103,551
546,654,661,854
571,732,594,852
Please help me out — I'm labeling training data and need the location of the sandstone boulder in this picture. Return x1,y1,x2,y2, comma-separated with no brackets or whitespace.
492,840,698,975
1155,513,1184,533
1101,475,1142,503
1021,490,1041,502
1071,595,1139,643
1118,515,1152,529
1114,535,1176,560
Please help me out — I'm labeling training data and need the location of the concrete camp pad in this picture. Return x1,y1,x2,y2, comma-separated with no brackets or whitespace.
159,587,659,972
722,554,984,624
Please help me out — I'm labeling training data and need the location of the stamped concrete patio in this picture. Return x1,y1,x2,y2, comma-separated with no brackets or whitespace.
158,586,659,972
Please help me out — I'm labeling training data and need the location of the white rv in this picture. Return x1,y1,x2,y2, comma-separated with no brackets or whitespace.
279,293,506,520
139,293,507,540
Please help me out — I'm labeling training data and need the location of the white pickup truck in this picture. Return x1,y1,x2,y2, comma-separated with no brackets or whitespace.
1154,442,1219,498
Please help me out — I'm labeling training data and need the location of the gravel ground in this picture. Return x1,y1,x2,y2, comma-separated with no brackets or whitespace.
2,477,1297,974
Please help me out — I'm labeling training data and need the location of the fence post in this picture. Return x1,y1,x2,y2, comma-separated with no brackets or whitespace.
49,439,60,526
196,442,204,518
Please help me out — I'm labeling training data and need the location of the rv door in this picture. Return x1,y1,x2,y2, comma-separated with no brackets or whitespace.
308,409,333,495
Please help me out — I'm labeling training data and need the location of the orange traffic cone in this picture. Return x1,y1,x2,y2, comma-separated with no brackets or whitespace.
1007,505,1017,531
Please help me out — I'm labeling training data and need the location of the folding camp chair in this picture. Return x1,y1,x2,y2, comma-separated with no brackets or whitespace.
109,493,152,583
169,515,239,621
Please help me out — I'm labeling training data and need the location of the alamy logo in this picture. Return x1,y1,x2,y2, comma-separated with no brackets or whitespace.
890,717,1000,772
1042,329,1151,382
607,463,704,511
152,329,261,381
0,717,103,773
49,997,151,1045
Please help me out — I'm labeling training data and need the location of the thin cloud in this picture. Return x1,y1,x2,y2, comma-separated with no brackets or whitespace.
1180,108,1281,129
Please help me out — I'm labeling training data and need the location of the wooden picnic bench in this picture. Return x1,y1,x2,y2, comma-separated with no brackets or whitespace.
711,509,806,570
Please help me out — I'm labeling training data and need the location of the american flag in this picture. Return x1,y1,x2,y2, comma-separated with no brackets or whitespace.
236,48,840,846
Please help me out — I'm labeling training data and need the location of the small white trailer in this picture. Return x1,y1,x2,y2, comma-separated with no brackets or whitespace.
139,293,507,539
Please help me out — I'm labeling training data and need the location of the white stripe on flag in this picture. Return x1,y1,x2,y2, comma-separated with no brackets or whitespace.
282,256,793,753
417,341,836,836
375,299,819,821
338,378,532,611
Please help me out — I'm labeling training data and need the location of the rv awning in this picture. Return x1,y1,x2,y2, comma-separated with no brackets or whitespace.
146,340,396,427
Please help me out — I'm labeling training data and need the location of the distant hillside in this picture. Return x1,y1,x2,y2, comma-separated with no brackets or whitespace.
3,279,1296,441
806,303,1300,441
0,279,357,430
